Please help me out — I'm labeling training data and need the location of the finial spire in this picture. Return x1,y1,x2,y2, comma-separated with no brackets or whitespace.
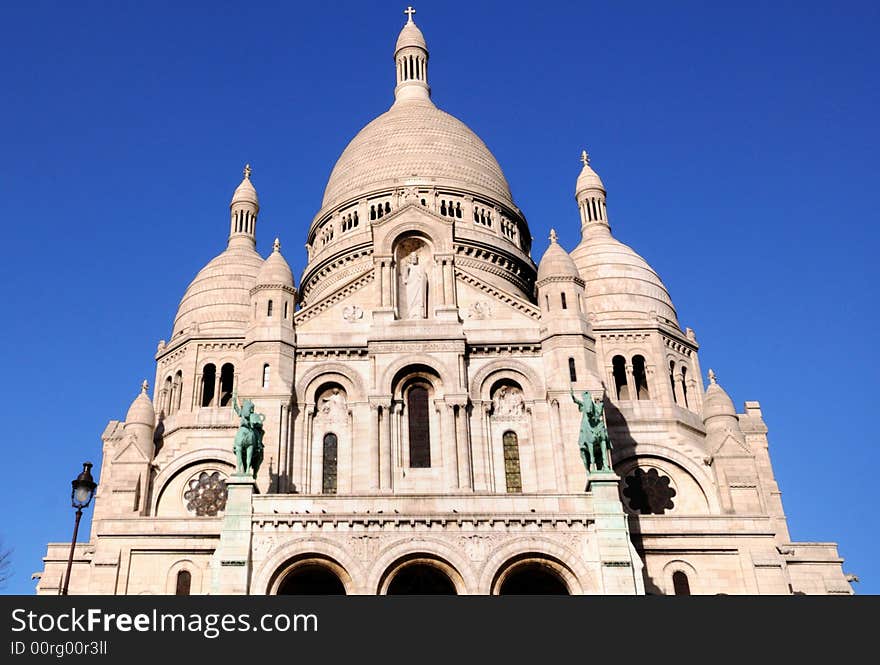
243,163,252,179
549,228,558,243
708,369,717,385
404,6,416,22
141,379,149,394
273,237,281,252
580,150,590,166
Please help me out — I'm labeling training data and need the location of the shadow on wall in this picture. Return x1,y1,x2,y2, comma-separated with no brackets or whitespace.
603,398,664,595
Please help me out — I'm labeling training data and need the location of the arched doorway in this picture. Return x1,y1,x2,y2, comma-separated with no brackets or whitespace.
274,559,348,595
277,564,345,594
493,556,573,595
498,564,569,594
387,564,457,595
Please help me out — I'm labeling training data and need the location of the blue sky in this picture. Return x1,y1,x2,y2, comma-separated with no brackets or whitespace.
1,0,877,594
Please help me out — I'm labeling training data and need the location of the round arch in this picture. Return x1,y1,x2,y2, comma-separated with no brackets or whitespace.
615,452,715,515
380,355,455,396
662,559,699,596
478,537,592,594
253,538,364,595
376,218,451,256
150,449,236,515
269,555,351,595
492,554,574,595
366,538,476,595
469,359,543,402
296,362,367,405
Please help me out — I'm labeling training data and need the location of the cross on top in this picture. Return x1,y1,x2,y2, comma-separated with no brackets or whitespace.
243,163,252,179
580,150,590,166
549,228,558,243
141,379,149,394
404,6,416,22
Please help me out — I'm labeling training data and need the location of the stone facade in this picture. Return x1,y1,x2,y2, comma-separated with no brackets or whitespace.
36,11,852,596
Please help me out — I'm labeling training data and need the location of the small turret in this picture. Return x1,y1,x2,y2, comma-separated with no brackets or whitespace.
229,164,259,249
394,7,431,104
575,150,608,232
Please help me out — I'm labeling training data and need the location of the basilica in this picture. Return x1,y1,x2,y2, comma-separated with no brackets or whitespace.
37,10,853,595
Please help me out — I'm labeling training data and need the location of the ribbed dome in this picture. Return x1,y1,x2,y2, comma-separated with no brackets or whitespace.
231,171,258,207
571,226,678,325
256,239,294,288
537,230,580,282
321,100,514,210
125,385,155,426
172,245,264,337
395,20,427,53
576,162,605,196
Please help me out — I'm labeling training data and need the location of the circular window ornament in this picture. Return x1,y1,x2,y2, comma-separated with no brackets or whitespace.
622,467,676,515
184,471,228,516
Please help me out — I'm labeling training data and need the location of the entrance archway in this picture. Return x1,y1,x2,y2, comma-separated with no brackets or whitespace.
493,556,573,595
380,555,462,595
273,557,349,595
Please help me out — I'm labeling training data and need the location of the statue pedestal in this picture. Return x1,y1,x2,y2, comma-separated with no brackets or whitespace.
211,473,255,595
586,471,645,595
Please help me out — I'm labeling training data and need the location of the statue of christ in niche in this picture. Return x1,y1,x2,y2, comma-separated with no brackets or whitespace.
401,250,427,319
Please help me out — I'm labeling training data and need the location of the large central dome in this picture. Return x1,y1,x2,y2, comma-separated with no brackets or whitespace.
321,99,513,211
319,12,514,213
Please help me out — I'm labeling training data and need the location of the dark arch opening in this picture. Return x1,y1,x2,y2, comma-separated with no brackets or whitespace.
673,570,691,596
386,564,457,595
219,363,234,406
612,355,629,400
175,570,191,595
498,563,570,595
277,564,346,595
200,364,216,407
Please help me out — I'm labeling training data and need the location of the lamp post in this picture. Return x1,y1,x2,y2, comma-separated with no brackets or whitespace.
61,462,97,596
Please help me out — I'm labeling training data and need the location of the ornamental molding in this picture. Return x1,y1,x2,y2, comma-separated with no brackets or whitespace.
300,244,373,301
249,283,297,297
535,275,585,289
369,340,464,355
662,335,696,357
295,269,375,325
455,268,540,320
253,513,593,531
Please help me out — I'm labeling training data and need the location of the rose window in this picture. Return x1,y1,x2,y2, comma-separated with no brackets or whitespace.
184,471,228,516
622,467,676,514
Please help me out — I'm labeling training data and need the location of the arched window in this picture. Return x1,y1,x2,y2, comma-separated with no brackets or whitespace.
632,355,650,400
175,570,191,596
568,357,577,383
561,292,568,310
503,431,522,493
200,364,216,407
612,355,629,400
262,364,270,389
219,363,234,407
407,385,431,468
322,433,338,494
162,376,173,415
672,570,691,596
681,366,689,408
172,370,183,412
669,361,678,404
267,300,273,317
283,301,289,319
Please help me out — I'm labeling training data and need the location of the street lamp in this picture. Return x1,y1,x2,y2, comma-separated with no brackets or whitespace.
61,462,97,595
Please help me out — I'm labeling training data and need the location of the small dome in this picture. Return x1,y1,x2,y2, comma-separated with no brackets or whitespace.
125,382,155,426
576,152,605,197
571,226,678,325
256,238,295,288
537,229,580,282
172,244,264,337
231,165,258,207
395,19,427,53
703,369,737,420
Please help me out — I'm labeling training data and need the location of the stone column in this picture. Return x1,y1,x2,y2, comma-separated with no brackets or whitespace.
278,403,289,493
368,402,380,490
379,403,392,490
455,403,473,490
674,370,686,406
211,474,254,594
624,363,636,401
